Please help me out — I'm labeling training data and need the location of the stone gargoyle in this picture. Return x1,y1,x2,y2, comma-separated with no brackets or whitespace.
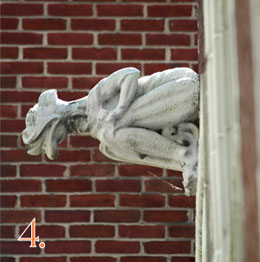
22,67,199,195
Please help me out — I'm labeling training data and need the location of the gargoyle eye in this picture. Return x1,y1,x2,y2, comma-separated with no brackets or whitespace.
27,115,36,128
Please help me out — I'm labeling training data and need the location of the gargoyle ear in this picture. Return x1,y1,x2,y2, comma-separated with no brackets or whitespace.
38,89,58,107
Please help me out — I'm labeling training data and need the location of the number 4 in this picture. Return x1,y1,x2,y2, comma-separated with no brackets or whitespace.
17,218,39,248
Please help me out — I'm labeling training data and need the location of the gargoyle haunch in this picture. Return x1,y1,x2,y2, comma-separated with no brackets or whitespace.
22,67,199,195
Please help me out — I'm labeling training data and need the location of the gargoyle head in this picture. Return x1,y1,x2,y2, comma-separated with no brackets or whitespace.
22,89,69,160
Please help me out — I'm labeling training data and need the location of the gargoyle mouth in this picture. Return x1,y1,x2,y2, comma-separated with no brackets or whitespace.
24,118,64,160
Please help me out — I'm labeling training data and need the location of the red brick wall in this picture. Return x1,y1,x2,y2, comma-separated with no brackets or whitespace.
0,1,197,261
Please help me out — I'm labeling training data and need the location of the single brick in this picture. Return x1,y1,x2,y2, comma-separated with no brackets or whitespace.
45,210,90,223
1,32,43,45
0,257,15,262
70,225,115,238
0,119,25,132
0,150,41,162
120,194,165,207
194,33,198,46
169,19,197,32
1,91,40,103
23,48,67,59
119,165,163,177
72,77,103,89
96,179,141,192
71,19,115,31
121,48,165,60
0,135,17,148
144,241,191,254
119,225,165,238
148,5,192,17
0,241,40,254
1,62,43,74
120,257,166,262
70,135,100,147
23,19,66,30
97,4,143,17
171,48,198,61
144,178,184,193
1,210,41,223
71,257,116,262
0,105,18,118
20,194,66,207
45,241,91,254
0,195,17,208
0,165,16,177
22,77,68,89
168,195,196,208
0,76,16,88
70,194,115,207
0,47,19,59
70,164,114,177
48,33,93,45
46,179,91,192
0,226,15,238
48,4,92,16
95,240,140,254
0,3,43,16
48,62,92,75
94,210,140,223
96,63,141,75
0,18,18,30
146,34,190,46
98,33,142,46
20,258,66,262
20,164,66,177
0,179,42,192
121,19,164,31
144,210,188,222
168,225,195,238
72,48,117,60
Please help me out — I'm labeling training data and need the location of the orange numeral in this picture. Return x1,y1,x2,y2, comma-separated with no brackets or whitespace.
17,218,39,248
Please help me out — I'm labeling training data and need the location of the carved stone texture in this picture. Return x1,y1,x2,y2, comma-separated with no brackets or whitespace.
22,67,199,195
